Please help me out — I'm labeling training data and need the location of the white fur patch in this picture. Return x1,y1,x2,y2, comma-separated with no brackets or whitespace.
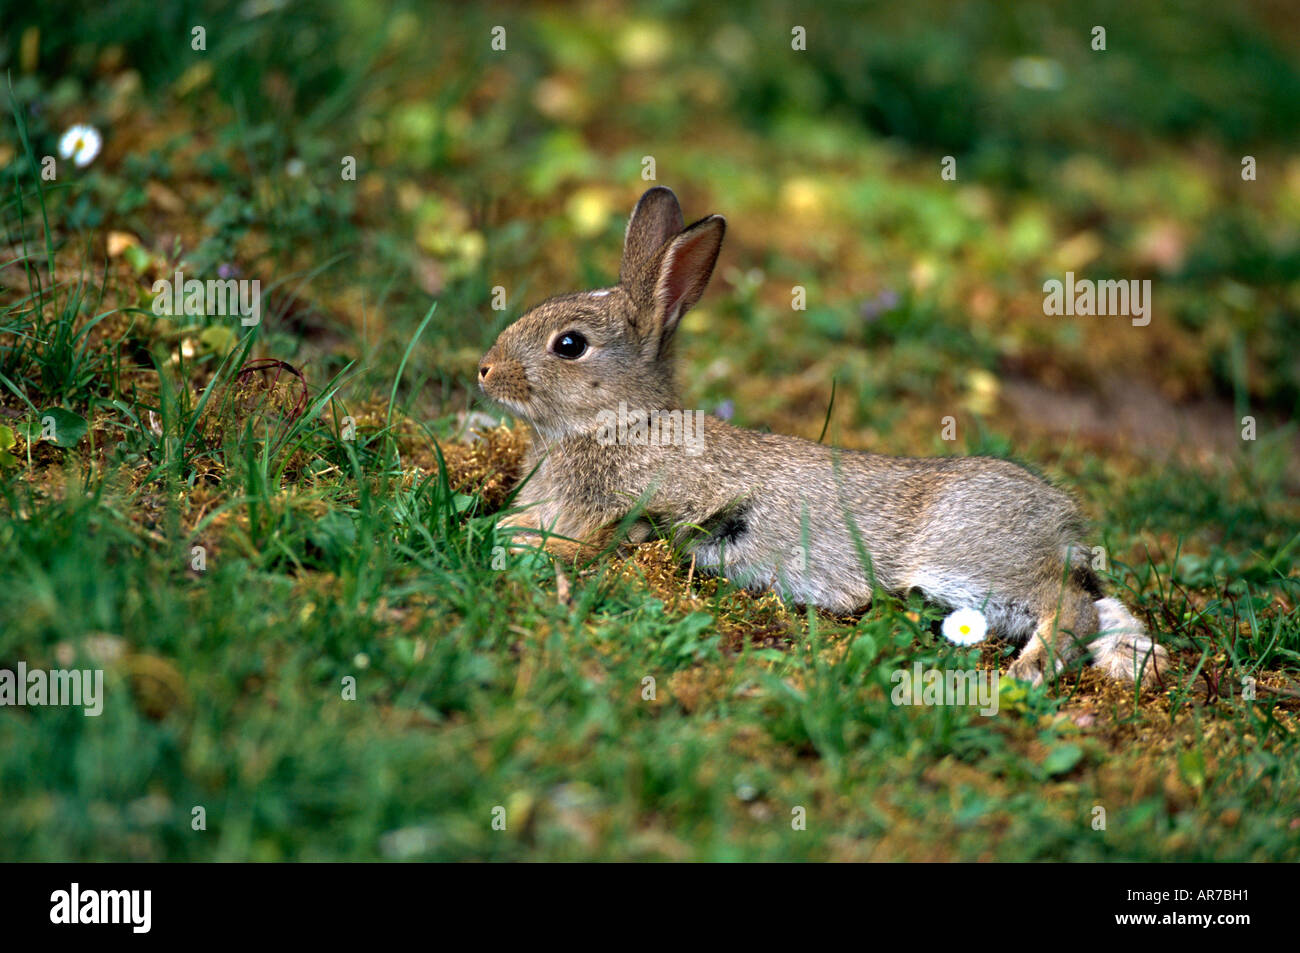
589,289,611,297
1091,597,1163,681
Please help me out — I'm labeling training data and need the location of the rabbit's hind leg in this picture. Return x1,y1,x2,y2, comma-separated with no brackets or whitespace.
1090,597,1167,683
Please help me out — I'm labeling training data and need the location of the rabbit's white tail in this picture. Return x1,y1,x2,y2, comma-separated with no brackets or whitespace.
1090,597,1166,682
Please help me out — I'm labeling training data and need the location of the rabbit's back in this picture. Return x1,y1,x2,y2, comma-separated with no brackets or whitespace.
669,424,1088,620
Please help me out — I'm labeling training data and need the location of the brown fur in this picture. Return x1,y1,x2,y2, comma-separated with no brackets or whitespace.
478,187,1167,684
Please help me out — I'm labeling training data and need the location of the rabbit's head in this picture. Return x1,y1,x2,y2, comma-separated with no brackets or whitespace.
478,187,725,438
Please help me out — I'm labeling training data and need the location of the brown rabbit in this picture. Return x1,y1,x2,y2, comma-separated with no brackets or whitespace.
478,186,1166,684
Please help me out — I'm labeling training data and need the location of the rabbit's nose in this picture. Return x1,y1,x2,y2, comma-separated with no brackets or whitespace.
478,361,492,381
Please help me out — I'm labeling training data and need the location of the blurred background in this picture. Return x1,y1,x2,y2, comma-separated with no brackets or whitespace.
4,0,1298,452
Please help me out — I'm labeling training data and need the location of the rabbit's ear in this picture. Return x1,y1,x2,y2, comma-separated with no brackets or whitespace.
644,215,725,353
621,187,684,284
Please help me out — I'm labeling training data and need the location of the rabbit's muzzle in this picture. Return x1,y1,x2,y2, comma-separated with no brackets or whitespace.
478,352,532,407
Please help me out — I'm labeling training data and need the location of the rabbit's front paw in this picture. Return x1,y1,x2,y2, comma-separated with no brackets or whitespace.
495,513,542,553
507,530,538,553
1006,648,1047,686
1006,640,1065,686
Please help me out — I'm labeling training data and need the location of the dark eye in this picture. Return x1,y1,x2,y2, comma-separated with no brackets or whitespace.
552,331,588,359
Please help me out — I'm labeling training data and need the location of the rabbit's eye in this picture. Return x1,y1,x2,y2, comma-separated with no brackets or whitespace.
552,331,588,359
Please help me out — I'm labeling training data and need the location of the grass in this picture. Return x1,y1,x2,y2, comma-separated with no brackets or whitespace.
0,0,1298,861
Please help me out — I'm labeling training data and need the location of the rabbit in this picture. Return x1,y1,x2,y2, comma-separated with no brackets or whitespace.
478,186,1167,685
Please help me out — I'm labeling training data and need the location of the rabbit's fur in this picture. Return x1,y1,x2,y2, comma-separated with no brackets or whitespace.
479,187,1166,684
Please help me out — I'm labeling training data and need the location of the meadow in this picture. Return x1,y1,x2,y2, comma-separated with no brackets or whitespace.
0,0,1297,860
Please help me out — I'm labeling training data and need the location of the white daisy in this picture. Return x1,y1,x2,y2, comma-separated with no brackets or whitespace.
942,608,988,646
58,124,102,167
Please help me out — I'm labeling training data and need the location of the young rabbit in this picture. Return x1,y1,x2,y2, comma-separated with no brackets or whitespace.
478,186,1166,684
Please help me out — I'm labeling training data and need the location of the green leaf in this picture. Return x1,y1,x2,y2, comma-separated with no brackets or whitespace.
997,677,1031,713
1178,749,1206,790
199,324,237,355
39,408,89,448
1042,743,1084,777
123,242,153,274
0,424,14,451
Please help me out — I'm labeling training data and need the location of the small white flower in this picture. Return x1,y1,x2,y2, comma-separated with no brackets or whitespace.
58,124,102,167
942,608,988,646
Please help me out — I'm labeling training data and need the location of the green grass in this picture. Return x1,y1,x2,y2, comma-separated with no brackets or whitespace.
0,0,1297,861
2,467,1296,860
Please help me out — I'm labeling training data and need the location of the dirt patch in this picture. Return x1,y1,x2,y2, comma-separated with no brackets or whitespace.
1001,373,1300,478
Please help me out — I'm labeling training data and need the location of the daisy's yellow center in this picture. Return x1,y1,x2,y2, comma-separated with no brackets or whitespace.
74,137,84,152
960,625,970,635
